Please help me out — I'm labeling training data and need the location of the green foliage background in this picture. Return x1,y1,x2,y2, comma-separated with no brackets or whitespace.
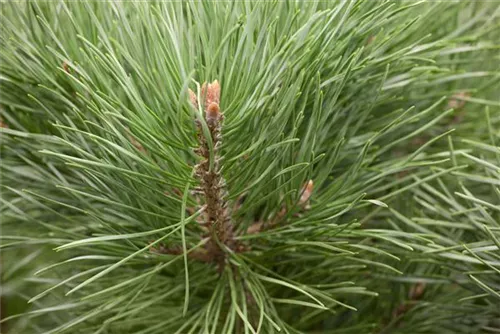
1,1,499,333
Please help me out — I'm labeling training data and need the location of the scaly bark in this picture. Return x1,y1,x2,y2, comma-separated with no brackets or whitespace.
190,81,236,266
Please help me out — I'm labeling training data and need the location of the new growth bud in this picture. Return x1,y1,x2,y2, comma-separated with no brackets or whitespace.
189,80,221,122
246,221,263,234
447,91,470,110
206,102,220,121
203,80,221,122
189,88,199,110
202,80,220,106
62,61,70,73
0,117,8,129
299,180,314,205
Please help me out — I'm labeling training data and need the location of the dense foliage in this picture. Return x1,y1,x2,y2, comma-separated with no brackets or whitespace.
1,1,499,333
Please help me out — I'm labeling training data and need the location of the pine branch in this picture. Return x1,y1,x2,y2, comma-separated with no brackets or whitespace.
190,81,238,265
1,1,499,333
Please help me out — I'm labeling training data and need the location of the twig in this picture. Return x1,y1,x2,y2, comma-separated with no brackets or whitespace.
246,180,314,234
190,81,237,265
149,241,212,262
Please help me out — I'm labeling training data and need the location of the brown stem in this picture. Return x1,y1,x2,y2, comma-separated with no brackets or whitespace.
149,242,212,262
382,282,426,331
191,81,236,264
246,180,313,234
151,81,241,266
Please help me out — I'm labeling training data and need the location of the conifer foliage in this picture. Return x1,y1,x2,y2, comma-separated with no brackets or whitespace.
1,1,499,333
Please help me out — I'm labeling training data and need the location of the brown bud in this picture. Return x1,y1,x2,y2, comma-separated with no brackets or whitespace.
190,80,220,116
206,102,220,121
392,304,409,318
235,243,250,253
126,129,146,154
247,221,263,234
63,61,70,73
0,118,8,129
149,240,158,253
172,188,183,197
189,88,199,109
206,80,220,106
411,136,427,147
299,180,314,205
409,282,426,300
447,91,470,110
397,170,410,179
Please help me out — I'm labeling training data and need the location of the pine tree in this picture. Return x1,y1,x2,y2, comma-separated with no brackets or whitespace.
1,1,499,333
